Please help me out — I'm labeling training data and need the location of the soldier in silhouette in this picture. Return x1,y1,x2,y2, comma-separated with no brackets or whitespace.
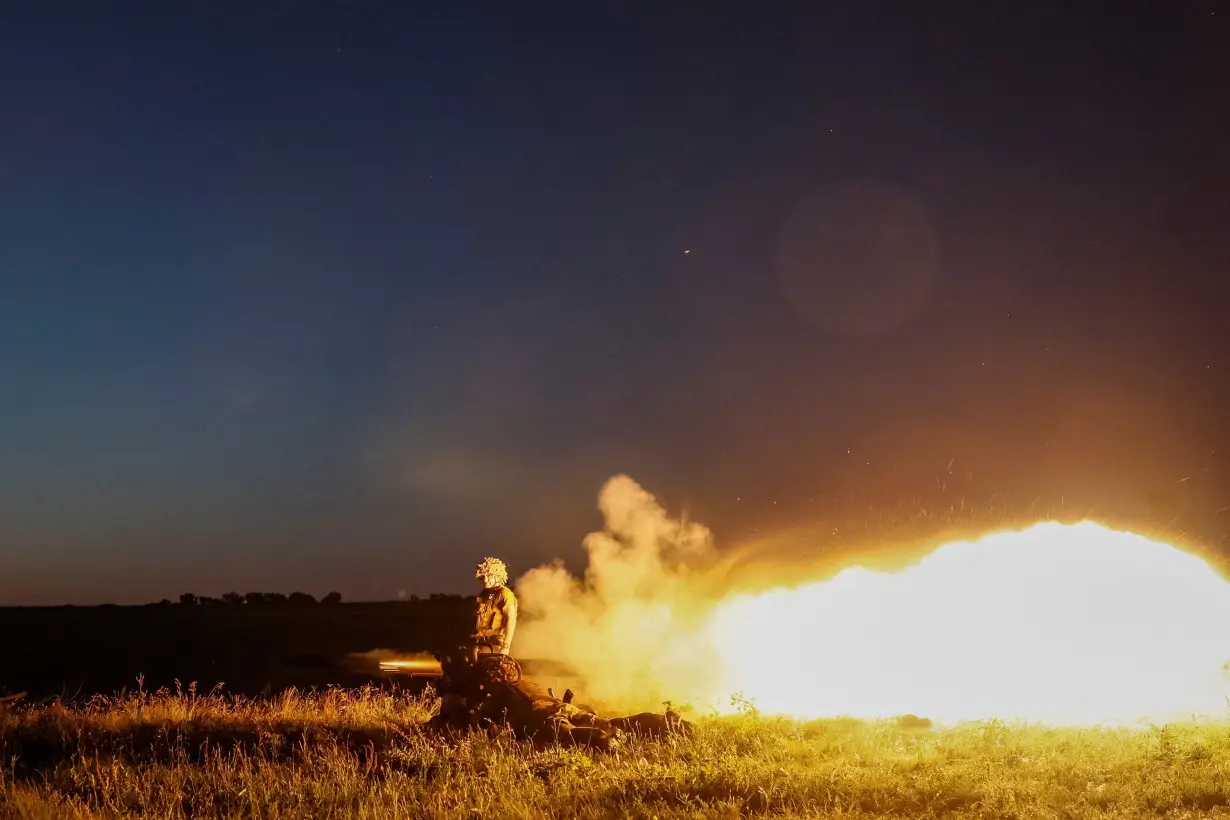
472,556,518,661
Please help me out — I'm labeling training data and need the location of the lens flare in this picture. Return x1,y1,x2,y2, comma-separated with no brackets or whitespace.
706,522,1230,726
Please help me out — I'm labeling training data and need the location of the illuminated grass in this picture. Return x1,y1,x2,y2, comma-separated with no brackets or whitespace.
3,688,1230,818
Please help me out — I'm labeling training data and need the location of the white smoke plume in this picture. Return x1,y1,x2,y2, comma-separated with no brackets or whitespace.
512,475,734,713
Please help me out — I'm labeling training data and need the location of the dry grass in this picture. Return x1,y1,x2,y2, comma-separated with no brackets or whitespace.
4,687,1230,818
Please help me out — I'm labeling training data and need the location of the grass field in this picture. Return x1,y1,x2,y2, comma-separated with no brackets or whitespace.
4,687,1230,818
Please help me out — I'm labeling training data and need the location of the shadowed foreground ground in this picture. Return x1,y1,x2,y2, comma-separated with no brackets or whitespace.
3,688,1230,818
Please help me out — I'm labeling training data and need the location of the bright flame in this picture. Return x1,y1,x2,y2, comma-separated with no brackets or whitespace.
513,477,1230,727
707,522,1230,726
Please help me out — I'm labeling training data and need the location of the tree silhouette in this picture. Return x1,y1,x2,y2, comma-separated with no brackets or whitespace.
178,593,197,606
322,591,342,605
287,592,317,606
222,591,244,605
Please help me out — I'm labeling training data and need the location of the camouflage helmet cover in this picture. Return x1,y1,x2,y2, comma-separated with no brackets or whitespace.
475,556,509,587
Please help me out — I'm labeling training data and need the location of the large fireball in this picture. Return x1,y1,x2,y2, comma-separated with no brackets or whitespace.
514,477,1230,728
708,522,1230,726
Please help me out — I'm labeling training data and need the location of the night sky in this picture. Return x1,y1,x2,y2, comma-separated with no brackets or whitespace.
3,2,1228,605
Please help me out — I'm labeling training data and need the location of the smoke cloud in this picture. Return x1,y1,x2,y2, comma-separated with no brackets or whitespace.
512,475,739,713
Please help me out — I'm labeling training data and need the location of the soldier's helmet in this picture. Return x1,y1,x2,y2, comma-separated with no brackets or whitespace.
475,556,509,588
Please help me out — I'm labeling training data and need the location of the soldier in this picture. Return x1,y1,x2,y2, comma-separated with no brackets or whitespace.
472,556,518,660
425,577,694,749
427,646,691,750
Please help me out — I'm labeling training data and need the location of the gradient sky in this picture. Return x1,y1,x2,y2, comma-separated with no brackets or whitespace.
2,2,1228,605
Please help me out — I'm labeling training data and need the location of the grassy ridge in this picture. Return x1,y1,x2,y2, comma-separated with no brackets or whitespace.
4,689,1230,818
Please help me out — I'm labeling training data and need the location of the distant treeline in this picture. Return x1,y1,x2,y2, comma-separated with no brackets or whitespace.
167,592,470,607
0,593,477,698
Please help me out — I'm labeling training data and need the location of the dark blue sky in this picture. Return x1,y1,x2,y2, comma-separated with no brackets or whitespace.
2,2,1228,604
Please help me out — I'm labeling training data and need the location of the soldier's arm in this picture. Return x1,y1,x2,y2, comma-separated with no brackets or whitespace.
500,589,518,645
